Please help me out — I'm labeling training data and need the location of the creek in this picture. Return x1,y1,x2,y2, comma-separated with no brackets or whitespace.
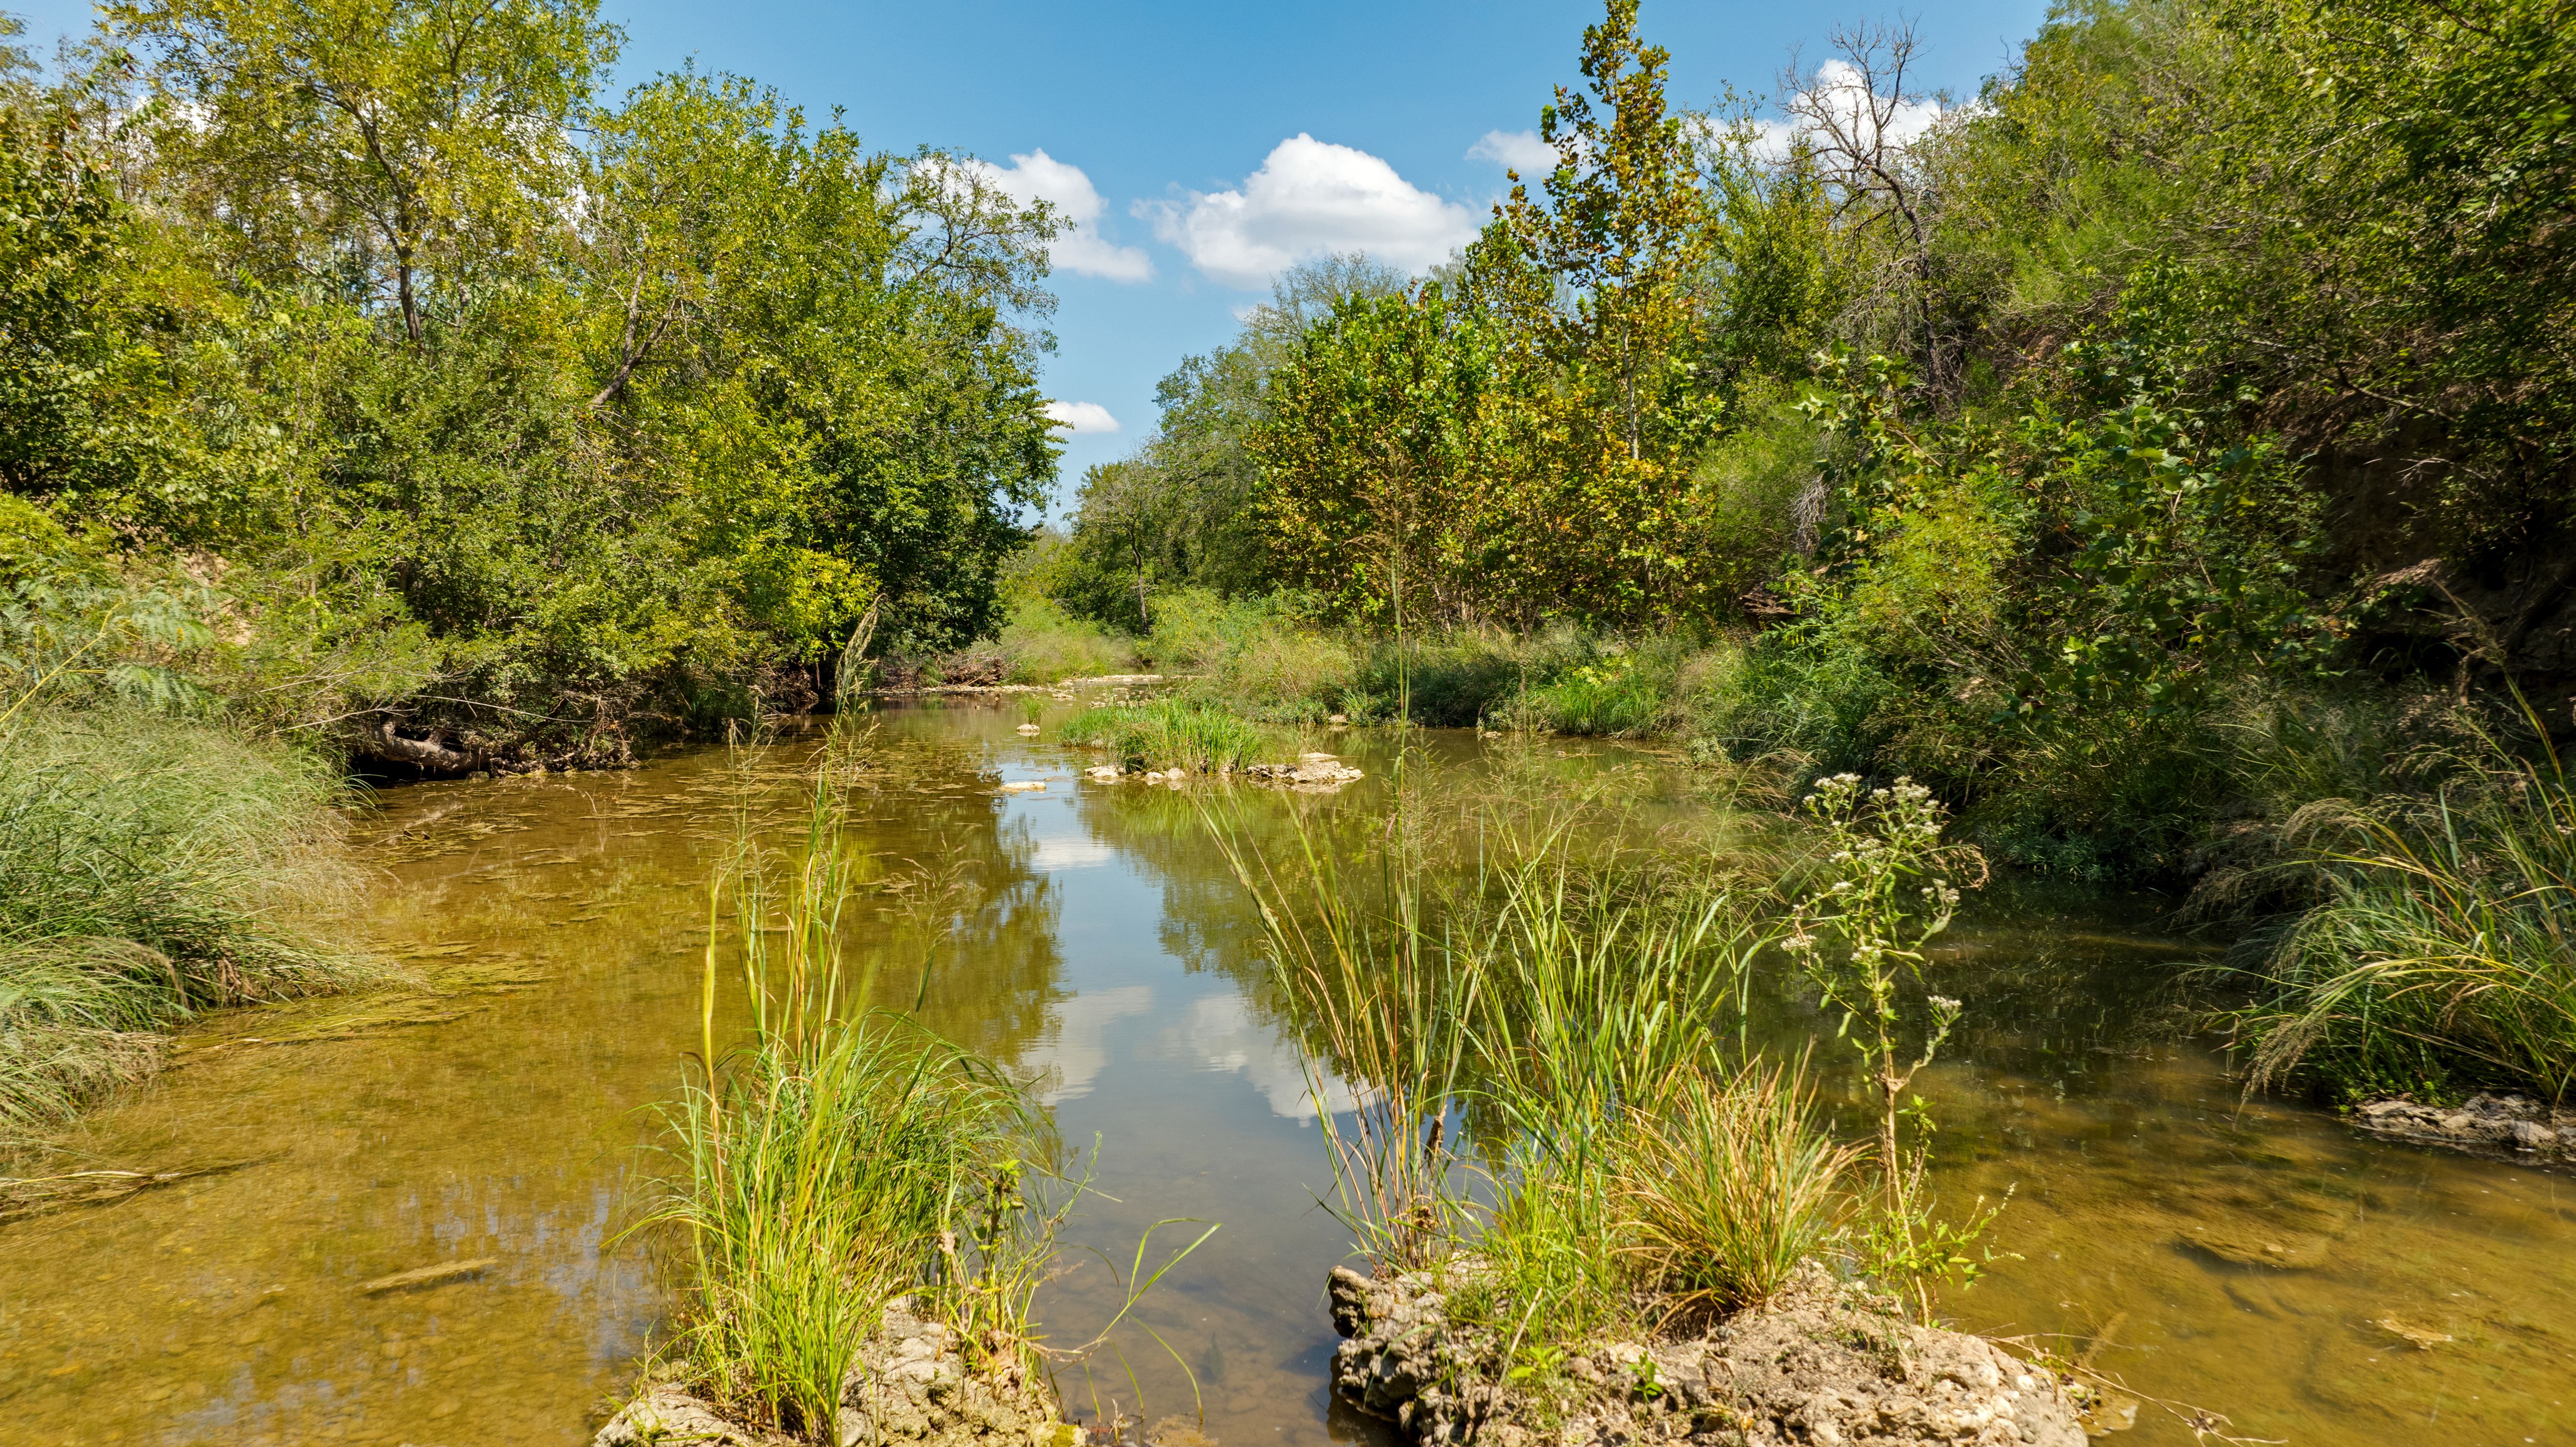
1,704,2569,1446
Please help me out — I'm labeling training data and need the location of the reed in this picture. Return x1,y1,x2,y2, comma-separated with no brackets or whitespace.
637,743,1060,1442
1058,697,1272,773
2233,739,2576,1102
1214,785,1865,1373
1614,1056,1864,1318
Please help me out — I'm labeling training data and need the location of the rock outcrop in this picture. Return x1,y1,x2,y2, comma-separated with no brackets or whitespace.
1243,754,1365,791
1327,1263,2090,1447
593,1299,1067,1447
2353,1093,2572,1162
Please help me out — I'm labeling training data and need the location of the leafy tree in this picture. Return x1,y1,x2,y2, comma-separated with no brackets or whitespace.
109,0,616,341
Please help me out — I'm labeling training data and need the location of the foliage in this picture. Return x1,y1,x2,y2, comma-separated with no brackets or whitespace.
1781,775,2000,1306
0,706,370,1140
1050,256,1404,631
994,596,1133,685
0,0,1064,767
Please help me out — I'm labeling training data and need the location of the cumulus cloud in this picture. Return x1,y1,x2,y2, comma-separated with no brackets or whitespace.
1467,128,1558,174
1043,400,1120,435
1139,134,1480,289
953,149,1153,283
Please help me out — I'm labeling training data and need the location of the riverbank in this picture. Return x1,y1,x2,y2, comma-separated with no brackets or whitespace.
0,707,385,1147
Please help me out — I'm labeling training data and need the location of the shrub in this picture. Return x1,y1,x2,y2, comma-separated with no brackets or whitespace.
996,596,1136,684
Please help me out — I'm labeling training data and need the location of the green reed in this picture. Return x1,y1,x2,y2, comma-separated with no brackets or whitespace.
0,708,371,1142
637,740,1061,1442
2233,736,2576,1103
1057,697,1272,773
1215,784,1866,1375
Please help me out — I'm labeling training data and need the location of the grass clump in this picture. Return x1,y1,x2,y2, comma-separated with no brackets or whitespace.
1216,791,1913,1390
1058,697,1273,773
1618,1057,1865,1317
637,749,1063,1441
2229,736,2576,1104
0,708,369,1141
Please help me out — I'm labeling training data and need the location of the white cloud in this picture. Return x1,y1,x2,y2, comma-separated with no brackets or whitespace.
1043,401,1120,435
1026,985,1153,1104
1467,128,1558,174
1139,134,1480,289
954,149,1154,283
1754,60,1945,164
1165,993,1363,1121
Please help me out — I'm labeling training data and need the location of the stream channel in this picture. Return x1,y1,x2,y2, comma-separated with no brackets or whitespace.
2,703,2571,1446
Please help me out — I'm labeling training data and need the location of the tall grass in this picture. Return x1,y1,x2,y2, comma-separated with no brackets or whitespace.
1214,788,1866,1369
1618,1056,1864,1319
1058,697,1274,773
2232,738,2576,1102
637,747,1060,1442
998,596,1137,684
0,708,368,1141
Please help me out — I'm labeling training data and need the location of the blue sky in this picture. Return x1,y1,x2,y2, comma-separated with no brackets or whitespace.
11,0,2052,508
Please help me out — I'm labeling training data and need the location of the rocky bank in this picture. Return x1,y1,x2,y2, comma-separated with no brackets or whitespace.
594,1299,1068,1447
2351,1093,2572,1163
1327,1263,2093,1447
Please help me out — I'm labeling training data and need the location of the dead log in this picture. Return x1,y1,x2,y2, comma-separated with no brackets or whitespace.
372,720,477,774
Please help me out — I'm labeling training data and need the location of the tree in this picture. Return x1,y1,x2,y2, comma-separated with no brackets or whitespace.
109,0,617,342
1451,0,1727,627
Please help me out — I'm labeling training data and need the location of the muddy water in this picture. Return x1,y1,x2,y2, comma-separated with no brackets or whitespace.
2,705,2571,1447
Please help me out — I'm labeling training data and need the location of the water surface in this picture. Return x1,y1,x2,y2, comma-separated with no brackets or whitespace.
1,705,2568,1446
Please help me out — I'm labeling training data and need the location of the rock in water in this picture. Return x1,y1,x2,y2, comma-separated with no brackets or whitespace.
2353,1093,2572,1161
356,1257,498,1295
837,1298,1061,1447
591,1300,1067,1447
1327,1262,2089,1447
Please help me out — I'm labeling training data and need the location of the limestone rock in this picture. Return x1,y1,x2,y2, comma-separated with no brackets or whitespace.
593,1385,785,1446
837,1298,1062,1447
1328,1262,2087,1447
1244,756,1365,791
2353,1093,2573,1161
591,1302,1065,1447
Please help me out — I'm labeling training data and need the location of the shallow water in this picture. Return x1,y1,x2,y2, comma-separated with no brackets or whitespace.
1,705,2569,1446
